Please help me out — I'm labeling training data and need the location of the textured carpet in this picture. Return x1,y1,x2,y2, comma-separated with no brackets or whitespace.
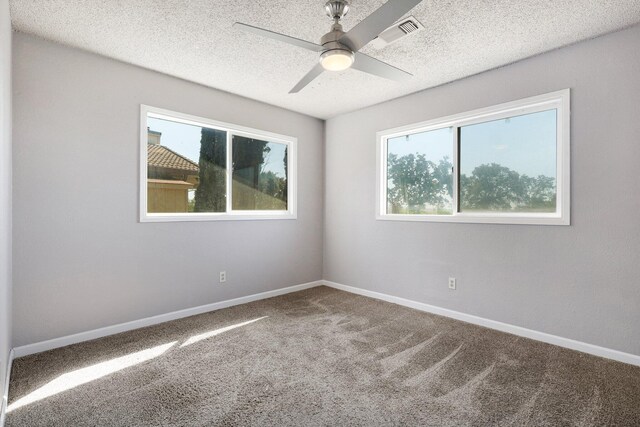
6,286,640,426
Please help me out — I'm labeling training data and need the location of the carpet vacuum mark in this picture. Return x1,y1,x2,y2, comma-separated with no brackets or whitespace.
6,286,640,426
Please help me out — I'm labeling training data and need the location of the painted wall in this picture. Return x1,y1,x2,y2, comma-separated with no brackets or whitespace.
12,34,324,347
325,24,640,355
0,0,12,401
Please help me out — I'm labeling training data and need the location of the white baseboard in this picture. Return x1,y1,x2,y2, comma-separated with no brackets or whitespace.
322,280,640,367
12,281,323,358
0,348,14,427
11,279,640,367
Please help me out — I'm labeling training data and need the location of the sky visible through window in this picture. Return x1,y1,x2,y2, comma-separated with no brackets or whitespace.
460,109,556,179
147,117,287,177
387,109,556,179
388,126,452,165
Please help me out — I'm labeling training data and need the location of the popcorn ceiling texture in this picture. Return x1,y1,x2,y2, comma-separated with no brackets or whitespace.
8,0,640,119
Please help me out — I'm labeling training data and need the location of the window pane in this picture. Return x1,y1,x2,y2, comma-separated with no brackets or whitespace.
232,136,288,211
387,127,453,214
459,109,557,213
147,117,226,213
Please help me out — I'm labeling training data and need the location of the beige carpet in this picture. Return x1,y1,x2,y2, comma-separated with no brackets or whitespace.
6,286,640,426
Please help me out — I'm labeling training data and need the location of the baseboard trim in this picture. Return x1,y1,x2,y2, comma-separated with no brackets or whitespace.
322,280,640,367
12,281,323,358
11,279,640,366
0,349,14,427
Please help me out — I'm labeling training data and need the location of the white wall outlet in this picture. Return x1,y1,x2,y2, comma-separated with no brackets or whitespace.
448,277,456,290
219,271,226,283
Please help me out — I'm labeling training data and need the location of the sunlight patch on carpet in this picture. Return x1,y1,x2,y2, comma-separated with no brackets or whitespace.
7,341,177,412
180,317,268,348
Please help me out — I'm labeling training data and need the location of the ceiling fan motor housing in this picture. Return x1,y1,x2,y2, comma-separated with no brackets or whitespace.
320,22,347,48
319,21,355,70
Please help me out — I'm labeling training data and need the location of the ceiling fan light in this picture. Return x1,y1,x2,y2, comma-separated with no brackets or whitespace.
320,49,355,71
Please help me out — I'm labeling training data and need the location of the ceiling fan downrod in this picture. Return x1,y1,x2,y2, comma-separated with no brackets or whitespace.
325,0,350,22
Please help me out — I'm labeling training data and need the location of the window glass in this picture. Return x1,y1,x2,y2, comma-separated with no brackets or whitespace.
147,117,226,214
232,136,288,211
386,127,453,214
377,89,569,225
142,106,296,222
459,109,557,213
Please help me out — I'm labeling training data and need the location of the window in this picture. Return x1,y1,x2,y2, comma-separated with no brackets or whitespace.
140,105,296,222
377,90,570,225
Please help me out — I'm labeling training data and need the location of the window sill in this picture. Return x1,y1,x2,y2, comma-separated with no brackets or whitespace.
140,212,297,223
376,213,569,226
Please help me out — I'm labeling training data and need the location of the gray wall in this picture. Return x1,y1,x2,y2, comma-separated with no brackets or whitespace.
12,33,324,347
325,24,640,355
0,0,12,391
9,23,640,356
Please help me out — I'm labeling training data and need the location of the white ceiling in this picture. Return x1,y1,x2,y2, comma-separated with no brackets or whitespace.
9,0,640,119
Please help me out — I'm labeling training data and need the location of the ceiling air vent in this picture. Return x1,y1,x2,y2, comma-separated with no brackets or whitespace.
370,15,424,49
399,20,419,34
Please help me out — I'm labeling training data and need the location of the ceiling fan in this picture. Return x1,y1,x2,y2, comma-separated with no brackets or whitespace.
233,0,423,93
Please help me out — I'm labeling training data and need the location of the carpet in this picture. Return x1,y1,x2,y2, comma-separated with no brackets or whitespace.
6,286,640,426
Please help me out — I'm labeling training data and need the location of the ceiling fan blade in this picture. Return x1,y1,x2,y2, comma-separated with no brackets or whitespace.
339,0,422,51
233,22,323,52
289,63,325,93
352,52,412,81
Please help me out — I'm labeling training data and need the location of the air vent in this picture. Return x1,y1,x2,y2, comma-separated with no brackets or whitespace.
370,15,424,49
399,20,419,34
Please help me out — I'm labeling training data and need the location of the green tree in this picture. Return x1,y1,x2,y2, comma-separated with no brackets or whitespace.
256,171,286,209
387,154,453,213
433,157,454,200
521,174,556,211
233,137,270,187
257,171,282,197
282,146,288,202
460,163,525,210
386,153,556,213
194,128,226,212
232,137,271,210
460,164,555,212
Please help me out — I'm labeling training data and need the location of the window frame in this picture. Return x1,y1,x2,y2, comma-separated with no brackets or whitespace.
376,89,570,225
140,105,297,222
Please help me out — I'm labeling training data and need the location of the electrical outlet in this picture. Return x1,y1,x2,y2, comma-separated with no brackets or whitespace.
219,271,226,283
448,277,456,290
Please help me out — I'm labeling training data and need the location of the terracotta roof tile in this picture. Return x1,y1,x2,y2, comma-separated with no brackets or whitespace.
148,144,199,173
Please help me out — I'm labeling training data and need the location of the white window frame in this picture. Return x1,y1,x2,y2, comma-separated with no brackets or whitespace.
140,105,297,222
376,89,570,225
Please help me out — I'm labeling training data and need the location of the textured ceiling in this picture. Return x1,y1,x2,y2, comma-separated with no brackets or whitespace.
9,1,640,119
